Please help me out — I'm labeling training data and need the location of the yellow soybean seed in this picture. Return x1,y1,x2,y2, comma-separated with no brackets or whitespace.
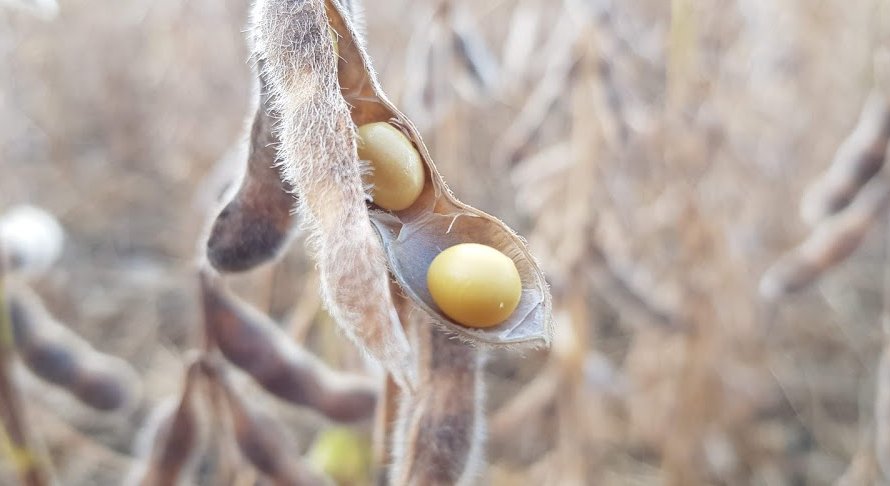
357,122,425,211
427,243,522,328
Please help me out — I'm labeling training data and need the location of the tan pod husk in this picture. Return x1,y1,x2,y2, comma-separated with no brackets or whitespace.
325,0,552,346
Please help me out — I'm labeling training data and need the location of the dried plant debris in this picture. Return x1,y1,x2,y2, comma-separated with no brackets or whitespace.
206,361,331,486
0,205,64,279
801,91,890,225
391,319,486,486
760,177,890,300
206,64,297,273
324,0,552,346
129,359,205,486
200,272,377,422
251,0,416,388
6,283,139,411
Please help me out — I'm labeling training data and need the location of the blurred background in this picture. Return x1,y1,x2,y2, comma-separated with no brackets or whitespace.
2,0,890,484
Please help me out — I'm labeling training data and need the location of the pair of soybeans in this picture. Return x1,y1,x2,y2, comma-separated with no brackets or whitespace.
358,122,520,329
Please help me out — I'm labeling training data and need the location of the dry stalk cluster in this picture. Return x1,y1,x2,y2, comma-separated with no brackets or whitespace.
761,91,890,300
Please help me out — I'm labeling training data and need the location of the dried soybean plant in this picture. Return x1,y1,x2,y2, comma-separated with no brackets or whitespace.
130,272,379,485
204,358,330,486
760,82,890,481
192,0,555,483
6,284,141,412
800,91,890,226
251,0,416,389
128,357,204,486
0,242,50,486
760,91,890,301
0,205,140,486
199,272,377,424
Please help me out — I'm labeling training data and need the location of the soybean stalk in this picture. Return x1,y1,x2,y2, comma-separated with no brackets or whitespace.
391,312,486,486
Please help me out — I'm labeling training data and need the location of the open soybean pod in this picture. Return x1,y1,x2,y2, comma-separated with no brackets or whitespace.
206,362,331,486
206,61,297,273
199,272,377,422
130,359,204,486
325,0,552,347
6,283,139,411
801,91,890,225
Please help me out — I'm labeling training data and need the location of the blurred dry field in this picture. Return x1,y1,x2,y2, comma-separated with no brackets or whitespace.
2,0,890,484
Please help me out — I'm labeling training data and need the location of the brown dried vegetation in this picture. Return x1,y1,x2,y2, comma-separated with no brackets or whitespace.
5,0,890,485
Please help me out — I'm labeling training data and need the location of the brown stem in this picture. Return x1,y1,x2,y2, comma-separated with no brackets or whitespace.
391,316,485,486
372,374,402,486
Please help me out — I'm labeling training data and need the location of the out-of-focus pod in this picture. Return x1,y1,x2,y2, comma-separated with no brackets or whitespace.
761,178,890,300
205,361,332,486
199,271,377,422
128,358,205,486
6,283,140,411
801,91,890,225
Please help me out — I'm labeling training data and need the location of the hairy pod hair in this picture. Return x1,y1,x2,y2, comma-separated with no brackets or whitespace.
6,283,139,411
200,271,377,422
250,0,415,388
